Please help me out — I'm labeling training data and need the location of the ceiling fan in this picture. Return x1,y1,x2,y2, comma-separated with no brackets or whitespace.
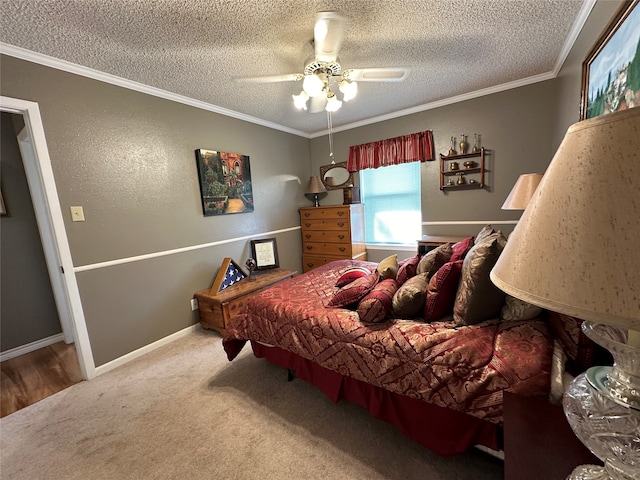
238,11,410,113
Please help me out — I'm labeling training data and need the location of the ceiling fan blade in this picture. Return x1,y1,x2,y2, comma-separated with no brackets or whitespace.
314,11,345,63
237,73,303,83
343,68,410,82
308,95,326,113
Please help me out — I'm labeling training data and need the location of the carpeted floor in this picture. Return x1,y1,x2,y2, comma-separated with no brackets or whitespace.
0,329,504,479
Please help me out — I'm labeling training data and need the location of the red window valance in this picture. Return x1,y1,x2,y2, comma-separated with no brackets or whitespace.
347,130,434,171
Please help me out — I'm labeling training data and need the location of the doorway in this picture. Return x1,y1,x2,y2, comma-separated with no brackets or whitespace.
0,96,95,381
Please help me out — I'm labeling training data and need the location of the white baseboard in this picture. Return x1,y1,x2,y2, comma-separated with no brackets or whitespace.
0,333,66,362
94,323,200,376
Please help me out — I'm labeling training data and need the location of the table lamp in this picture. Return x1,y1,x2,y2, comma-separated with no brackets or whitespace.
501,173,543,210
305,175,327,207
490,108,639,480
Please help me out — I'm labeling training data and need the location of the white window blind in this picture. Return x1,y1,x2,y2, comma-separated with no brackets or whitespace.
359,162,422,245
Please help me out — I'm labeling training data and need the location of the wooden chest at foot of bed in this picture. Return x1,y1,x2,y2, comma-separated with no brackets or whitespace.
195,268,296,335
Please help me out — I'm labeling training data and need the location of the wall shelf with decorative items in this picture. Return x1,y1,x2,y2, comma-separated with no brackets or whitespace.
439,148,487,191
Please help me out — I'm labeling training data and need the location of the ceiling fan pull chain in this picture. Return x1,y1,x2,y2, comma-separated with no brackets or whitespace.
327,111,335,164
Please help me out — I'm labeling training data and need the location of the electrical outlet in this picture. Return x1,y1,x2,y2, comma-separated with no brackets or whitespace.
190,298,198,311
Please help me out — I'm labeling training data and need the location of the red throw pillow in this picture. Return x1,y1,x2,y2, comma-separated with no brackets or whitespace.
335,266,372,287
424,260,463,322
450,236,474,262
396,255,420,285
357,278,398,323
328,272,379,308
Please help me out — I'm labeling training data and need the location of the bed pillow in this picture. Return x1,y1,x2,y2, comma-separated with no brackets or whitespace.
396,255,420,285
328,272,379,308
452,231,507,324
453,233,507,326
424,260,464,322
357,278,398,323
335,266,372,287
500,295,543,321
390,272,429,318
377,254,398,280
475,225,496,244
450,236,474,262
416,243,453,277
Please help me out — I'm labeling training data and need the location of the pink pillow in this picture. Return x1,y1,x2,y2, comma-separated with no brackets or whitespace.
396,255,420,285
424,260,463,321
450,237,474,262
335,266,372,287
328,272,379,308
357,278,398,323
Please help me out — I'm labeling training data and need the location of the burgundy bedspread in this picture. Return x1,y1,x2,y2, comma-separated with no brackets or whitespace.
223,260,553,424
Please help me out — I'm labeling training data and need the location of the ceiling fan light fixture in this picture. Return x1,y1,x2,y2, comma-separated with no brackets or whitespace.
339,79,357,101
325,91,342,112
292,91,309,110
303,74,324,97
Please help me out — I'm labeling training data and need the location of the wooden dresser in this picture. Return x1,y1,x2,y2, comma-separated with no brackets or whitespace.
299,204,367,272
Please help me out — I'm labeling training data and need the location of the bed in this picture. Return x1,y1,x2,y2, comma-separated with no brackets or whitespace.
223,245,556,455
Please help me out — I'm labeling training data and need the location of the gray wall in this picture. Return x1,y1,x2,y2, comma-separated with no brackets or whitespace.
1,112,62,351
0,56,308,366
0,0,623,365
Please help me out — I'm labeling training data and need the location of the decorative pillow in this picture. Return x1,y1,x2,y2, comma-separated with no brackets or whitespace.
453,233,507,326
357,278,398,323
450,236,474,262
377,254,398,280
475,225,497,245
416,243,453,277
390,273,429,318
547,311,603,376
335,266,372,287
424,260,464,322
328,272,379,308
396,255,420,285
500,295,543,321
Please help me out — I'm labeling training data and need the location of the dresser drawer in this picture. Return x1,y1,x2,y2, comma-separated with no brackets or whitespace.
300,218,350,231
301,230,351,243
302,256,330,272
303,242,353,257
300,206,350,220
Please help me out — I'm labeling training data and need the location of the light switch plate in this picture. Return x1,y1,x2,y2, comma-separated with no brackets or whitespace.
70,206,85,222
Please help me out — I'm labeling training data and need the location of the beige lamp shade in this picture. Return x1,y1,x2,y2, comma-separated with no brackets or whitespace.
490,108,640,332
501,173,543,210
305,175,327,194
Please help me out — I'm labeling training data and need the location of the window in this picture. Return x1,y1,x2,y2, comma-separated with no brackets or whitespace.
359,162,421,245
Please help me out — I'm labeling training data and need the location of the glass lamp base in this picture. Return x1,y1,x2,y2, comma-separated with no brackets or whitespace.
563,373,640,480
568,464,613,480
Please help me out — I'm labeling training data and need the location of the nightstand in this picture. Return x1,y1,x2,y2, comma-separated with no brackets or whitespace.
503,392,601,480
417,235,466,255
195,268,296,335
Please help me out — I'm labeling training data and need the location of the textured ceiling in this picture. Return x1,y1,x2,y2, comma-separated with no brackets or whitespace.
1,0,590,136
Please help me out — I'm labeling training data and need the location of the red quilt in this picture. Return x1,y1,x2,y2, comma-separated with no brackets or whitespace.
223,260,552,424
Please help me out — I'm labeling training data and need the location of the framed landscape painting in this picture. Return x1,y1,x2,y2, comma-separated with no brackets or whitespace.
195,149,254,216
581,0,640,120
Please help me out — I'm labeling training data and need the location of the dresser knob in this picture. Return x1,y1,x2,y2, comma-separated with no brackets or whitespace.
304,213,310,218
337,222,345,227
305,234,311,239
306,246,313,250
305,223,311,227
339,247,346,252
338,235,345,240
306,263,313,268
337,211,344,216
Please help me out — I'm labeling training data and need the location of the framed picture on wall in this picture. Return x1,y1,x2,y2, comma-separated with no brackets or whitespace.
195,149,254,216
250,238,279,270
580,0,640,120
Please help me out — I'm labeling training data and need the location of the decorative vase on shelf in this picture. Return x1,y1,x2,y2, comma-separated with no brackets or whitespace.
459,134,468,154
448,136,457,156
456,173,466,185
472,133,480,153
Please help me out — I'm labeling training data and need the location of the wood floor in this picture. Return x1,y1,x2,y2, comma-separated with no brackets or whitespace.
1,342,83,418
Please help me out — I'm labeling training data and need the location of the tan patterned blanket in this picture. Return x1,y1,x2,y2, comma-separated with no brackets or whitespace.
223,260,553,424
